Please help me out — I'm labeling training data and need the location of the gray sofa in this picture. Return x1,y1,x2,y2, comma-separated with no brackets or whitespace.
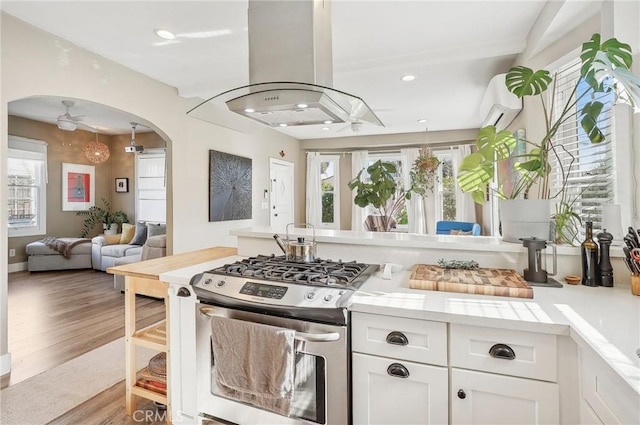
91,235,143,271
26,238,93,271
112,234,167,291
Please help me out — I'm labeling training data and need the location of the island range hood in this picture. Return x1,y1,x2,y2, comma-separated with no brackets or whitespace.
187,0,383,129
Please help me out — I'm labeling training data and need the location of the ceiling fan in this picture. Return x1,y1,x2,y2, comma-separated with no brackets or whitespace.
56,100,84,131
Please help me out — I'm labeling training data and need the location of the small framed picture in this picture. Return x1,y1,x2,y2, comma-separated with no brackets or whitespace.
115,177,129,193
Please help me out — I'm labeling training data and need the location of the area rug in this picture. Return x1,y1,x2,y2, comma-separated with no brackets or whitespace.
0,337,156,425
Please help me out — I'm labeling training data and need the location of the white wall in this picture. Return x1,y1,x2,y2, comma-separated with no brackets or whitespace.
0,13,304,372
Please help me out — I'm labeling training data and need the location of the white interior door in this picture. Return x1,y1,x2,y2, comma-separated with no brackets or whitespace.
269,158,294,231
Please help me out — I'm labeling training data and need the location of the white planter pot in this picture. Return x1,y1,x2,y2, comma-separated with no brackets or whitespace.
103,223,118,235
500,199,552,243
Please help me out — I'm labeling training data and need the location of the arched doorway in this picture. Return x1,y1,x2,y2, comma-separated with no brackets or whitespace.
3,95,172,384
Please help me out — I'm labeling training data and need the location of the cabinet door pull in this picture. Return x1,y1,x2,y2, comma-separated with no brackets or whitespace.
489,343,516,360
386,331,409,346
457,389,466,399
386,363,410,378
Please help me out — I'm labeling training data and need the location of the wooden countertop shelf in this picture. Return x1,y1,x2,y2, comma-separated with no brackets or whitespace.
132,320,167,351
117,246,237,422
132,384,167,404
108,246,238,280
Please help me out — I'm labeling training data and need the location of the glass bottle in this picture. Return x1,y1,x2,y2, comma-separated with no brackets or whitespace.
581,221,599,286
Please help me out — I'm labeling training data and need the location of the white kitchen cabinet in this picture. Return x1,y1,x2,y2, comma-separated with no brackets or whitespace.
580,398,606,425
449,323,557,382
352,312,448,425
579,346,640,425
450,324,560,425
352,312,447,366
353,352,448,425
451,368,559,425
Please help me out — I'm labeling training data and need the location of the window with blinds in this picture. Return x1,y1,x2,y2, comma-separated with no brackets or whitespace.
8,136,48,237
549,58,615,233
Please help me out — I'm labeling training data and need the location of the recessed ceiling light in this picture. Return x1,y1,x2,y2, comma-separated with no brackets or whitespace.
244,108,255,113
154,29,176,40
323,120,333,124
322,127,330,131
417,119,427,123
279,123,288,127
296,103,308,108
402,75,416,82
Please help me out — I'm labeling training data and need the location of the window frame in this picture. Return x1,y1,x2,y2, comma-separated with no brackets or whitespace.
7,135,48,238
365,152,408,231
548,57,616,236
317,154,341,229
135,148,167,223
433,150,457,223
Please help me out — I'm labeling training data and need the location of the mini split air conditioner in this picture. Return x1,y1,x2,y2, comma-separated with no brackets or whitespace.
479,74,522,130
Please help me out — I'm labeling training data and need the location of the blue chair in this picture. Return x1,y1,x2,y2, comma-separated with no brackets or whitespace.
436,221,481,236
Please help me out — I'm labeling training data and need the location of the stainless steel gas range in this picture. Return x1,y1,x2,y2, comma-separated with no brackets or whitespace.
189,254,378,425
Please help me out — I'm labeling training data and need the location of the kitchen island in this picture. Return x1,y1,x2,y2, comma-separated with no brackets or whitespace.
107,246,238,423
159,249,639,425
231,226,633,285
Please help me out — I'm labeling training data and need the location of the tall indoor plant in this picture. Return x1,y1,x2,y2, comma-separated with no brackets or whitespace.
457,33,640,242
348,155,439,232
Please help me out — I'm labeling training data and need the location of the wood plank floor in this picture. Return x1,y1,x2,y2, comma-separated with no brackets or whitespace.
49,380,166,425
2,268,168,423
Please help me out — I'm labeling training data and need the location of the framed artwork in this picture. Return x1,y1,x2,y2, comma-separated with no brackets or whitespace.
62,163,95,211
209,150,252,222
115,177,129,193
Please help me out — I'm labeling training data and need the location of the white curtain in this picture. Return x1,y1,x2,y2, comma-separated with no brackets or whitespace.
306,152,322,226
452,145,477,223
401,147,426,234
351,150,368,231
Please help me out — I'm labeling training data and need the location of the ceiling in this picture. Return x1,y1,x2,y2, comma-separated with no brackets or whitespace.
2,1,601,139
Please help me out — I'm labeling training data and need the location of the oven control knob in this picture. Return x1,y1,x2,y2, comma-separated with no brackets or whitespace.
305,292,316,300
216,280,226,287
203,278,213,285
323,295,334,303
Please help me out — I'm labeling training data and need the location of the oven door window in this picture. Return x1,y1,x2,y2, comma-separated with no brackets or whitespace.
211,351,326,424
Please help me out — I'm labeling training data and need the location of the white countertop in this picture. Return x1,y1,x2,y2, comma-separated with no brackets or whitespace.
160,254,640,395
353,268,640,394
231,226,627,257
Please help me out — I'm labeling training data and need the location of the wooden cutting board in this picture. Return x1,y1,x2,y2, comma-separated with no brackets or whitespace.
409,264,533,299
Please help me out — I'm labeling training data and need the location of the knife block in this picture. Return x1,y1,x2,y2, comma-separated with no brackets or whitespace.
631,275,640,296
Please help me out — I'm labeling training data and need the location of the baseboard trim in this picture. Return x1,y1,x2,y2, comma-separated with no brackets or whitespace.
1,352,11,375
8,262,27,273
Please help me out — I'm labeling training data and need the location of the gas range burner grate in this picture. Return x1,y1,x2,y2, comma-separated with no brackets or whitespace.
208,254,376,287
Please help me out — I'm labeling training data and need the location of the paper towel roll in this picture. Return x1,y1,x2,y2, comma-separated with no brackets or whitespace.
602,204,623,245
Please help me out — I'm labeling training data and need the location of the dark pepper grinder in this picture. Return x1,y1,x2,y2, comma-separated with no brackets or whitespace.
597,229,614,287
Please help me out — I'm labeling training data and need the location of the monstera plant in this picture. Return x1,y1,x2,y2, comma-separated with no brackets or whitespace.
457,33,640,204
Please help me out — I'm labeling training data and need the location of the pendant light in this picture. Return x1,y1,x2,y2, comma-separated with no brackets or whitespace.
84,131,110,164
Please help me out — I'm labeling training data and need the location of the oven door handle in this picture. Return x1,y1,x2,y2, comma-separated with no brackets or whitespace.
295,331,340,343
199,307,340,343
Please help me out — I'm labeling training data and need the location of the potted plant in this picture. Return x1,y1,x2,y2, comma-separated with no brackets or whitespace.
348,156,437,232
457,33,640,242
410,151,440,198
77,198,129,237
